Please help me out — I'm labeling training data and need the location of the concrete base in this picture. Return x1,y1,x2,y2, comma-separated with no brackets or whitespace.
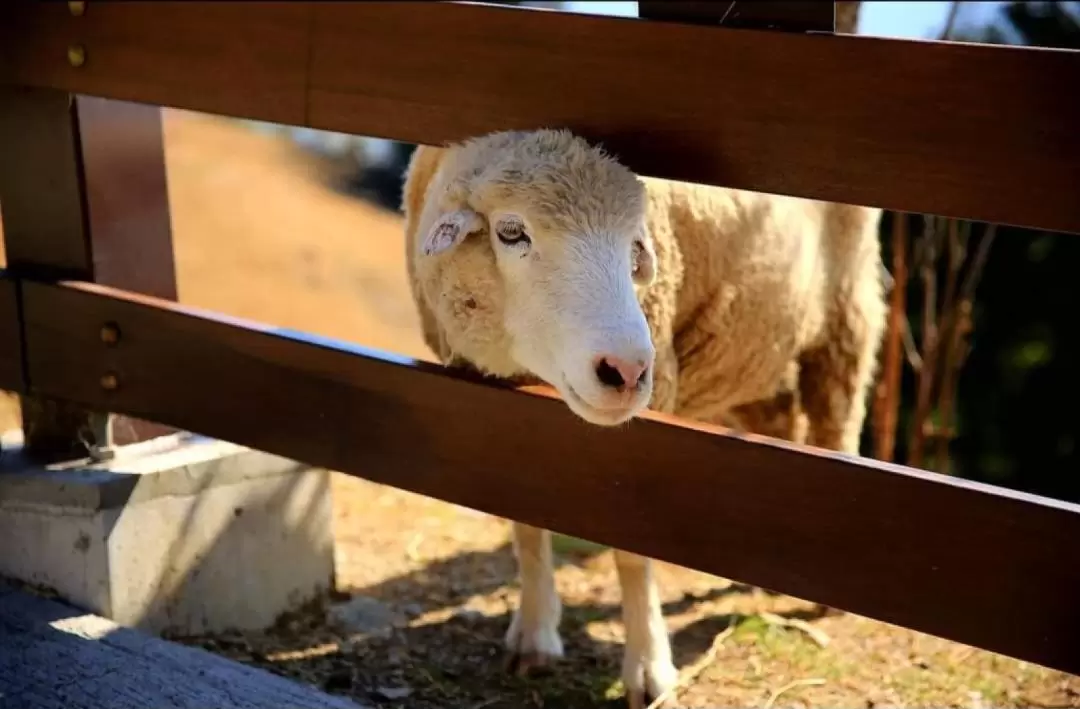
0,430,335,636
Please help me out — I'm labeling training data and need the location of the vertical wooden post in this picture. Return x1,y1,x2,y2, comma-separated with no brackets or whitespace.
0,85,178,461
75,96,178,301
834,1,862,35
72,95,179,448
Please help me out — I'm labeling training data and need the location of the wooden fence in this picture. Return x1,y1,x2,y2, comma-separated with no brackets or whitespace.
1,0,1079,680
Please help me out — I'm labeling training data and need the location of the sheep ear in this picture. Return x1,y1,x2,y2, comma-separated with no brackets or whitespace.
421,209,484,256
632,235,657,287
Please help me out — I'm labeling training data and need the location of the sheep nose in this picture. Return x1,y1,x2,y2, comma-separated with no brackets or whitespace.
593,355,648,392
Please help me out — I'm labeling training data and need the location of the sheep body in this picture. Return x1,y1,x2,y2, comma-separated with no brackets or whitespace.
401,129,886,707
641,175,885,451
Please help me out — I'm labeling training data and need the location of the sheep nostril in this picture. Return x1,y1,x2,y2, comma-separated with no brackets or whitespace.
595,358,626,389
594,356,647,391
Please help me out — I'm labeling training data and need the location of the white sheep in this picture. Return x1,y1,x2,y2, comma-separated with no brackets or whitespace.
402,128,886,708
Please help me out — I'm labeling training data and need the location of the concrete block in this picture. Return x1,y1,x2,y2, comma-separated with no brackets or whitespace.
0,430,334,636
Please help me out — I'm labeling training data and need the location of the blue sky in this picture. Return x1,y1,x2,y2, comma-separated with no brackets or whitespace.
559,2,1007,39
859,1,1005,38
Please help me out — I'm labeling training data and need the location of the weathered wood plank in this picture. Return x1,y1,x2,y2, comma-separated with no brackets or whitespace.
0,87,92,279
309,2,1080,234
1,2,1078,233
0,275,25,395
0,1,310,128
0,581,367,709
0,83,176,297
20,279,1080,676
75,95,178,301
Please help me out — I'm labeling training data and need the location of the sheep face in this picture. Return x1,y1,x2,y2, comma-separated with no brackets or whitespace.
415,130,658,426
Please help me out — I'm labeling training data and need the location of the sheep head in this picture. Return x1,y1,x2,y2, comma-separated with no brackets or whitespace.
407,129,658,426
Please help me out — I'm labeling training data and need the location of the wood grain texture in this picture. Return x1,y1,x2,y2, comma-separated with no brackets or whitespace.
0,276,25,395
21,280,1080,676
1,2,1078,232
308,3,1080,233
0,581,367,709
0,86,92,279
0,91,175,293
0,1,310,128
76,95,178,301
0,90,177,297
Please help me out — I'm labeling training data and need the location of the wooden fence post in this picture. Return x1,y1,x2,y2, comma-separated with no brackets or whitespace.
0,86,178,461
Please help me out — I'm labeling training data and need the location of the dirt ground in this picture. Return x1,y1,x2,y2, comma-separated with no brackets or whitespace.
5,110,1080,707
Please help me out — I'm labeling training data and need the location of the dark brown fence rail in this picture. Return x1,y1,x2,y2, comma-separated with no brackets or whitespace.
2,1,1079,233
15,277,1080,676
2,0,1080,687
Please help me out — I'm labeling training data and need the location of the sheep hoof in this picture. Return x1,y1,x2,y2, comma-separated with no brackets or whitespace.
504,613,563,676
504,649,558,676
627,688,668,709
624,658,678,709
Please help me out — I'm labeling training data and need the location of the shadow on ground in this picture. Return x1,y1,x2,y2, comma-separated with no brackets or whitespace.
175,539,826,709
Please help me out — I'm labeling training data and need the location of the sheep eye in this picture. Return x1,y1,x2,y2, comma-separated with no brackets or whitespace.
496,220,531,247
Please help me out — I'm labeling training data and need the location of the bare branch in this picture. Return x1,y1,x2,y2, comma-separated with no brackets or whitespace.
941,1,962,40
960,223,998,301
909,215,943,468
872,212,909,462
933,218,968,472
931,220,996,473
902,315,923,371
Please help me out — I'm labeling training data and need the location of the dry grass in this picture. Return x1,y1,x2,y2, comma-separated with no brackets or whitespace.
178,476,1080,709
6,109,1079,707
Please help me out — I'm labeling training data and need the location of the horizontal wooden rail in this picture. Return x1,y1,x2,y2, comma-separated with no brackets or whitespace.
2,2,1079,233
17,278,1080,675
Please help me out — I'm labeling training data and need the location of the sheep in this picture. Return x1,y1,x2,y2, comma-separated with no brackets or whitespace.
401,128,886,708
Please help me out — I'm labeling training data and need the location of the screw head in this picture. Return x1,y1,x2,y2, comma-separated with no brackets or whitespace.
67,45,86,68
69,1,86,16
100,322,121,346
100,373,119,391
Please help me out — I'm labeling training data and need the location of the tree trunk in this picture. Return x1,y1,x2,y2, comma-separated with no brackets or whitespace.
835,1,862,34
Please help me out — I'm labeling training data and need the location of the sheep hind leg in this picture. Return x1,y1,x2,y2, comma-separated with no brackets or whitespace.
615,549,678,709
798,299,884,456
795,320,882,622
504,521,564,674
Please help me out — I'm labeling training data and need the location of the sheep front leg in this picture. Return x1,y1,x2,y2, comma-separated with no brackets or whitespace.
504,521,564,673
615,550,678,709
611,339,679,708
